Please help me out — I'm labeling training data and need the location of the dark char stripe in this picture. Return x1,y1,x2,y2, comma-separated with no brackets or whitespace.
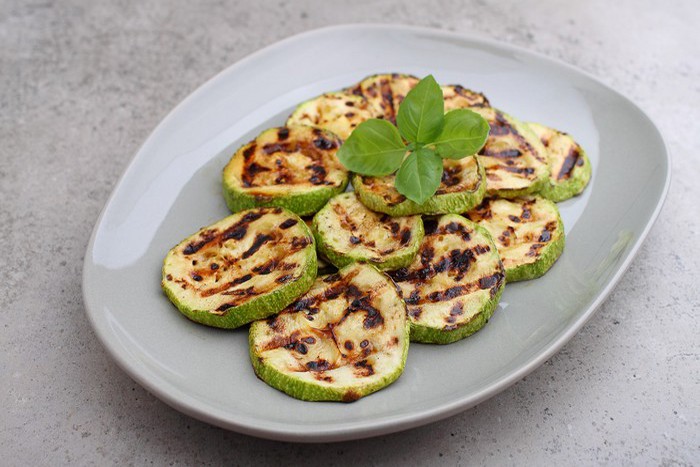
242,234,271,259
557,146,582,180
279,218,298,229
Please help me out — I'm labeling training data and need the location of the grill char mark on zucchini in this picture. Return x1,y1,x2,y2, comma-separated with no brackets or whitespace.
441,84,491,110
527,122,592,202
390,214,505,344
350,73,420,123
350,76,493,123
161,208,317,329
557,146,583,180
472,108,550,198
312,193,424,270
466,196,565,282
286,92,378,140
223,126,349,216
249,263,410,402
243,132,338,187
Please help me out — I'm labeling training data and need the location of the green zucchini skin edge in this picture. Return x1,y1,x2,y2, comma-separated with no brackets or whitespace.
409,284,504,345
222,178,349,217
311,201,425,271
161,214,318,330
406,221,505,344
504,215,566,282
248,264,411,402
351,158,487,217
485,171,549,199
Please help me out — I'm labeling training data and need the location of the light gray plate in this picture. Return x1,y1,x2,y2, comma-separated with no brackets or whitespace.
83,24,670,442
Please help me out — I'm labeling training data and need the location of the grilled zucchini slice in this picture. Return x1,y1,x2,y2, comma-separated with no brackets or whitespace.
442,84,491,110
249,263,410,402
389,215,505,344
312,192,423,271
473,108,550,198
352,155,486,216
286,92,377,140
222,126,349,217
466,196,565,282
348,73,419,123
162,207,317,329
527,122,592,202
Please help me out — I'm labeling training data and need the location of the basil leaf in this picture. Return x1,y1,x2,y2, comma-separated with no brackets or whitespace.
395,148,443,205
336,119,407,176
396,75,444,144
434,109,490,159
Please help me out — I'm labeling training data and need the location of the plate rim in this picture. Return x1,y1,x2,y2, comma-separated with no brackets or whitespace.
82,23,671,443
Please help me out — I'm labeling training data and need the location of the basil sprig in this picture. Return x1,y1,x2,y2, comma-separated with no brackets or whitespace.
337,75,489,205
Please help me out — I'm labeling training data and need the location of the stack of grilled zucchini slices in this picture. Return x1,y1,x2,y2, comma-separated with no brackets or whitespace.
161,72,591,402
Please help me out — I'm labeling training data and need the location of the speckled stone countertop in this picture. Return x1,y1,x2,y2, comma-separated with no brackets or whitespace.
2,1,698,464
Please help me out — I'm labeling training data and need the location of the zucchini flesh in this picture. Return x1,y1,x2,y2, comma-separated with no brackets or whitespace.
350,77,492,121
312,192,423,270
442,84,491,110
287,92,377,140
389,215,505,344
348,73,419,123
162,207,316,329
249,263,409,402
466,196,565,282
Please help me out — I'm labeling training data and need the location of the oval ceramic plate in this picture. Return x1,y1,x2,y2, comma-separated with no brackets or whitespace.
83,24,670,442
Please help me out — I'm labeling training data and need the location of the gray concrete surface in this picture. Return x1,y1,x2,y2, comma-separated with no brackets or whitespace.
2,0,698,464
